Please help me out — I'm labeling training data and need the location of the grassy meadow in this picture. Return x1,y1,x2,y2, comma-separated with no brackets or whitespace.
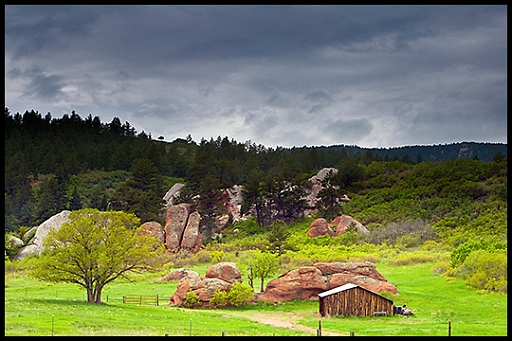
4,257,507,336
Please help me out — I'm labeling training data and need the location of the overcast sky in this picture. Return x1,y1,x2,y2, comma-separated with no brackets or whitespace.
5,5,507,149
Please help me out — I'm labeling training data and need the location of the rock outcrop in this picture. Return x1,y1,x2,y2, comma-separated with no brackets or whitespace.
255,261,396,302
308,215,369,238
164,203,203,252
15,210,71,260
168,262,242,307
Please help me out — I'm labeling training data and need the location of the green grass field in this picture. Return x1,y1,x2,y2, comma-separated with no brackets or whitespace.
4,260,507,336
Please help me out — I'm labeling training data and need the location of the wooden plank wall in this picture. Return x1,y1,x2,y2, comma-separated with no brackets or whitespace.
319,287,393,317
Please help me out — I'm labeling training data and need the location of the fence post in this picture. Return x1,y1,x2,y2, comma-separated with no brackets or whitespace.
140,295,142,306
317,320,322,336
123,296,125,304
157,294,159,306
448,320,451,336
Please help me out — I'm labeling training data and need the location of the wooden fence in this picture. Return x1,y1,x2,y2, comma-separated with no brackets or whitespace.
122,294,165,306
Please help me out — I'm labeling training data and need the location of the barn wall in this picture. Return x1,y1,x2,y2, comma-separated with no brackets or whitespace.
319,287,393,317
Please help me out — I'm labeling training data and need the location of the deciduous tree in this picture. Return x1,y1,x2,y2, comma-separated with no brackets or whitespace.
30,209,163,304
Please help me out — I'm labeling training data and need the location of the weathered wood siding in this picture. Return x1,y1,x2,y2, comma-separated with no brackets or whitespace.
319,286,393,317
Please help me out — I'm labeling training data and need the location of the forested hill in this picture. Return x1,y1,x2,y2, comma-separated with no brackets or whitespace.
4,108,508,233
310,142,507,163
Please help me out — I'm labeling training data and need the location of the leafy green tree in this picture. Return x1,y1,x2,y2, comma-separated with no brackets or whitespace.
251,250,280,292
30,209,163,304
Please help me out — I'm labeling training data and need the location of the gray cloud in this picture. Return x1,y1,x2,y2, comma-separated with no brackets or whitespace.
4,5,507,148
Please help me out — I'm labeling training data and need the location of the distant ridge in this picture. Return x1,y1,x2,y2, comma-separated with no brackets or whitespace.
284,141,507,163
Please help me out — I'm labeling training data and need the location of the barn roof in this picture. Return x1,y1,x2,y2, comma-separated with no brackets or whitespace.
318,283,358,298
318,283,393,303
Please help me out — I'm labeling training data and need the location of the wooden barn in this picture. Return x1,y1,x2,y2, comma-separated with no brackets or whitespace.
318,283,394,317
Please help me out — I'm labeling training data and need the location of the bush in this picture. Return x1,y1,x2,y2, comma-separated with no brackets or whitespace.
227,282,254,307
183,290,201,308
455,250,507,292
210,290,229,308
450,237,507,268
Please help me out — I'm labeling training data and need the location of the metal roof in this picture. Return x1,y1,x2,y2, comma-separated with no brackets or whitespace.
318,283,359,298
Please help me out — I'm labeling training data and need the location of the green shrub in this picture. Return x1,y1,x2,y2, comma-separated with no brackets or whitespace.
210,290,229,308
227,282,255,307
183,290,201,308
450,237,507,268
456,250,507,292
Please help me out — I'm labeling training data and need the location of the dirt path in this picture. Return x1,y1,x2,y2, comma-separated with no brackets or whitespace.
222,310,346,336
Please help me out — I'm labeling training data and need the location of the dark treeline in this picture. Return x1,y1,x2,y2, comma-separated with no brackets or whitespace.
4,107,507,234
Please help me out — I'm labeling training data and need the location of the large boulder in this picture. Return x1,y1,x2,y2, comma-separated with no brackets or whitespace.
205,262,242,284
140,221,165,244
181,211,202,250
15,210,71,260
255,261,397,302
157,268,199,282
308,218,338,238
255,266,328,302
314,261,386,281
164,203,191,251
330,215,369,235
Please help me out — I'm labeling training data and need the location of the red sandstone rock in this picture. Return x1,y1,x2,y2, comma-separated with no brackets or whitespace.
308,218,338,238
255,266,328,302
164,203,190,251
181,211,201,250
330,215,369,235
139,221,165,244
255,261,397,302
205,262,242,284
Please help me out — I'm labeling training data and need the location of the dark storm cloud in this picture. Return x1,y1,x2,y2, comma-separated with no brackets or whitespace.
4,5,507,148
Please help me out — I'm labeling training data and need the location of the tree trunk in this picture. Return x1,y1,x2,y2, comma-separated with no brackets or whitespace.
94,285,103,304
260,275,265,293
86,287,95,303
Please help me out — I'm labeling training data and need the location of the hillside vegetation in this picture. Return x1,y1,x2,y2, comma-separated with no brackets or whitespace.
4,108,508,294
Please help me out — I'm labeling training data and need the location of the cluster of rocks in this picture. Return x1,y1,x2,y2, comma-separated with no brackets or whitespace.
160,262,243,307
159,261,396,307
308,215,369,238
256,261,397,302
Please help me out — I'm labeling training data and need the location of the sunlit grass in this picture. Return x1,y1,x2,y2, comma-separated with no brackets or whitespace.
5,257,507,336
